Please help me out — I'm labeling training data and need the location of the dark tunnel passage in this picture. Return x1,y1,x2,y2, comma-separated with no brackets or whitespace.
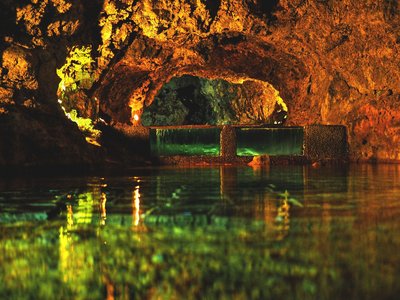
141,75,288,126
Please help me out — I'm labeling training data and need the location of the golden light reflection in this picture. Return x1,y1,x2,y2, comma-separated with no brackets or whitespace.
255,188,292,240
99,192,107,226
254,194,276,225
219,167,237,202
76,193,94,225
132,181,141,228
66,204,74,230
59,226,71,283
59,204,74,283
275,190,291,240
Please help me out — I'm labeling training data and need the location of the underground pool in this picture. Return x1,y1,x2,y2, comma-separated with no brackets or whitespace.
1,164,400,299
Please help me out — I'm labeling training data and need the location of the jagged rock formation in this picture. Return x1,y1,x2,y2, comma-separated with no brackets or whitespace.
1,0,400,165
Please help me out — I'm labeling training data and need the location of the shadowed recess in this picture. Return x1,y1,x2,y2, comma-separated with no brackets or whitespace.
245,0,280,19
141,75,288,126
203,0,221,20
0,2,16,38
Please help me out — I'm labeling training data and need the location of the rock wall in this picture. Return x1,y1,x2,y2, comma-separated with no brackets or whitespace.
0,0,104,167
1,0,400,165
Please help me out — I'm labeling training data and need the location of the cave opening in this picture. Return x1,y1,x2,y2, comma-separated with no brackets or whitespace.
142,75,307,158
141,75,288,127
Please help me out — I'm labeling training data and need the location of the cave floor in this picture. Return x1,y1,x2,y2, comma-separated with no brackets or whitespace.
1,164,400,299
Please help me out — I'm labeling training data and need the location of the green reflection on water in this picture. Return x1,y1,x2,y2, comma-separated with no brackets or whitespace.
1,165,400,299
150,128,220,156
236,127,304,156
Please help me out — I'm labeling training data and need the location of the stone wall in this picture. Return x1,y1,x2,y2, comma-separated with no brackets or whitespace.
304,125,348,162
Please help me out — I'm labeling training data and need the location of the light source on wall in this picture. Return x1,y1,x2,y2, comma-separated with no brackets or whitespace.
132,177,141,227
132,110,142,125
129,95,144,125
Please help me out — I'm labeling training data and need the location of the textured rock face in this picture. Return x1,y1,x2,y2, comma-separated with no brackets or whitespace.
0,0,103,167
1,0,400,164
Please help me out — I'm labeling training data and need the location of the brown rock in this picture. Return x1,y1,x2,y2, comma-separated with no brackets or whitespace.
248,155,271,167
0,87,14,105
2,46,38,90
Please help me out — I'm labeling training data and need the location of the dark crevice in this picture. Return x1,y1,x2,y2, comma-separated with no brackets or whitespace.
89,30,138,98
80,0,103,49
0,3,16,39
177,84,214,125
245,0,279,20
203,0,221,21
213,33,246,46
260,0,280,17
187,1,196,17
383,0,398,21
316,0,334,12
39,5,58,35
142,75,225,126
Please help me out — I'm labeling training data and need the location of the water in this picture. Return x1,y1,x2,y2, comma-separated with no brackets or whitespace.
236,127,304,156
1,165,400,299
150,128,220,156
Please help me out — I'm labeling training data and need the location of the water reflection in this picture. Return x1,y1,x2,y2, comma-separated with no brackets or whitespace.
1,165,400,299
275,191,291,240
99,192,107,226
132,177,141,228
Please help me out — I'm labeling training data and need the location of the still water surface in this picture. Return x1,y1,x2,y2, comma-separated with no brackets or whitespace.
1,165,400,299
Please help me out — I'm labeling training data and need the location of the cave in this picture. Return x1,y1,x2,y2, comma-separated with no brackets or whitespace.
2,0,400,165
1,1,400,299
141,75,288,126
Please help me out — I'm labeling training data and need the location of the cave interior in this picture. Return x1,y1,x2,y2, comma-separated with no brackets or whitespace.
2,1,400,299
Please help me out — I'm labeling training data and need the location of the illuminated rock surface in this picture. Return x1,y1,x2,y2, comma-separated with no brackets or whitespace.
1,0,400,165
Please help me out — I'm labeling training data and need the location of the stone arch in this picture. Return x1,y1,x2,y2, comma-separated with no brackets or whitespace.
94,35,310,126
